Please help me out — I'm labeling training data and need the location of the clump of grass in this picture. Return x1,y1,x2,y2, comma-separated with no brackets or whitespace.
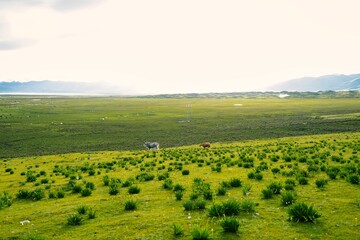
124,200,137,211
72,184,83,193
163,179,173,190
216,186,227,196
191,226,211,240
315,179,328,188
30,188,45,201
175,191,184,201
77,205,88,214
182,169,190,175
298,177,308,185
220,216,240,233
261,188,273,199
0,191,12,209
240,199,255,212
208,198,241,217
102,175,110,186
109,183,119,195
128,185,140,194
267,182,282,194
136,172,155,182
242,184,252,196
195,200,206,210
229,178,242,188
183,200,206,211
288,202,321,223
203,190,213,200
348,174,359,184
80,188,92,197
67,214,84,226
281,192,296,206
88,208,96,219
172,224,184,237
57,190,65,198
16,189,31,199
173,184,185,192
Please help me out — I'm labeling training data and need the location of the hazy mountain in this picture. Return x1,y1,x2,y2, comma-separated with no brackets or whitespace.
269,74,360,91
0,80,125,94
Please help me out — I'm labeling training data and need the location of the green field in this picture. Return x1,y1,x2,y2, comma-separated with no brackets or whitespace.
0,133,359,239
0,96,359,239
0,96,359,158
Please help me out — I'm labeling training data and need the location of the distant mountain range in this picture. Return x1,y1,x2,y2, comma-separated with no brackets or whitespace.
0,80,124,95
268,73,360,91
1,73,359,94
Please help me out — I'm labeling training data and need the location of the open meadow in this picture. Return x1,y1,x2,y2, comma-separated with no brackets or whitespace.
0,133,359,239
0,96,359,239
0,96,359,158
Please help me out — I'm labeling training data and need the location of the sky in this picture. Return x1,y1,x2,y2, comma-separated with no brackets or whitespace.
0,0,359,94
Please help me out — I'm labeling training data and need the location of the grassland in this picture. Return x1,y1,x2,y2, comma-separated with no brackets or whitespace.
0,95,359,239
0,96,359,158
0,132,359,239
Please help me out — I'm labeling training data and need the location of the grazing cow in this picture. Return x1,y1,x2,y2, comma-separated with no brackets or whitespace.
199,142,211,148
144,142,160,150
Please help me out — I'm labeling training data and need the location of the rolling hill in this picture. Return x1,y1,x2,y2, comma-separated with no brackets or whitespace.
269,73,360,91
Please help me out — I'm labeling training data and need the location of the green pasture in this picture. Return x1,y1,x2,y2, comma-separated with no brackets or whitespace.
0,132,359,239
0,96,359,158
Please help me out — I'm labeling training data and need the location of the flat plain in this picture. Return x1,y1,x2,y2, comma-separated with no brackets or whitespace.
0,95,359,239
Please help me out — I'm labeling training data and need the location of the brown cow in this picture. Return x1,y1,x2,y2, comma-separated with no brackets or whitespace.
199,142,211,148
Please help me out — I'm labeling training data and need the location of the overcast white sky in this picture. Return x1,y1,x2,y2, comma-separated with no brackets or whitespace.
0,0,359,94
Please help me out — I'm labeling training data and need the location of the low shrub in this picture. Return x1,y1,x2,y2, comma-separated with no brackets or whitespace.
173,184,185,192
0,192,12,209
262,188,273,199
288,202,321,223
30,188,45,201
195,200,206,210
220,216,240,233
315,179,328,188
109,184,119,195
77,205,88,214
242,184,252,196
222,199,241,216
281,192,296,206
57,190,65,198
229,178,242,188
128,185,140,194
175,191,184,201
348,174,359,184
124,200,137,211
16,189,31,199
267,182,282,194
255,172,264,180
298,177,308,185
182,169,190,175
203,190,213,200
67,214,84,226
103,175,110,186
191,226,211,240
85,181,95,190
217,186,227,196
183,200,195,211
136,172,155,182
88,208,96,219
172,224,184,237
240,199,255,212
72,184,83,193
163,179,173,190
157,172,169,181
80,188,92,197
